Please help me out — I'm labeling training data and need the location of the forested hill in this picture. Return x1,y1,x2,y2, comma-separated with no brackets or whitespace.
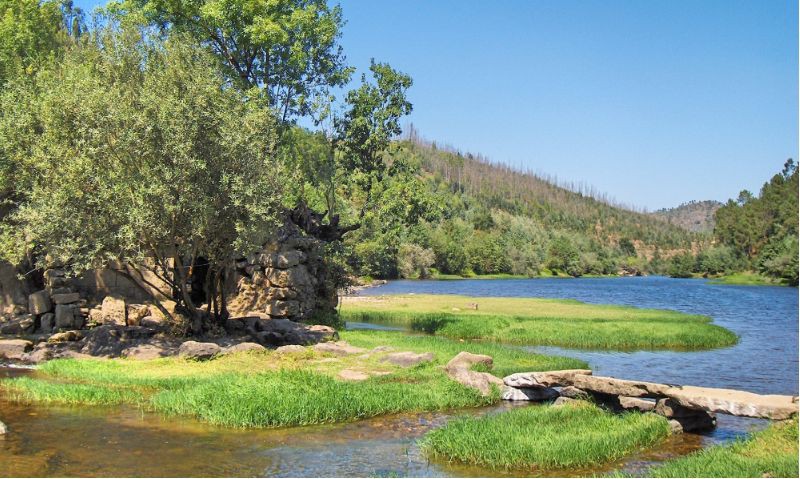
652,200,723,233
341,138,700,279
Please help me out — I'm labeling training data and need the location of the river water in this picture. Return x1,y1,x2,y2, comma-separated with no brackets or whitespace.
1,276,796,477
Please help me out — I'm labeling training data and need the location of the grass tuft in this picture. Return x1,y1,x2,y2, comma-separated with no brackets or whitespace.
648,419,799,478
342,295,738,351
419,401,670,470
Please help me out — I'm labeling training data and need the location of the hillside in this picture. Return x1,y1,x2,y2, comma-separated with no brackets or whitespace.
340,138,700,279
652,200,722,233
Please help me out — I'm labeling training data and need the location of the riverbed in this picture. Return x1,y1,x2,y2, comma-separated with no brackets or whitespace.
1,276,796,477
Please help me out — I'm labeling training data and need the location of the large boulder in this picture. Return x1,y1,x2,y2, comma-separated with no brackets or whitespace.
445,352,494,371
0,339,33,360
0,315,35,335
126,304,150,326
380,351,435,368
178,341,220,361
51,292,80,305
39,313,55,333
54,304,78,329
445,351,503,396
101,296,127,326
28,290,52,315
225,342,266,354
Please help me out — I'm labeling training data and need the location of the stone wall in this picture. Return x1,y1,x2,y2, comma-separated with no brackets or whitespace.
227,234,338,321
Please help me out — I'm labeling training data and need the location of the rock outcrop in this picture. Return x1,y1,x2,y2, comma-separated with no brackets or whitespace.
0,339,33,360
444,352,503,396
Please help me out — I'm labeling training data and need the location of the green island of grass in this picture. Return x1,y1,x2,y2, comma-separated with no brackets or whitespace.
706,271,793,287
341,294,738,351
1,330,585,428
647,419,799,478
419,401,670,470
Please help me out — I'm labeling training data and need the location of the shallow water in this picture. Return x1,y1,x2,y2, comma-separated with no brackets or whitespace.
1,276,796,477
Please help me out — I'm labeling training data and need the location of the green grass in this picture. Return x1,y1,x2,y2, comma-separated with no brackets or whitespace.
1,330,583,428
340,330,587,377
341,295,738,351
648,419,799,478
420,401,670,470
707,271,791,287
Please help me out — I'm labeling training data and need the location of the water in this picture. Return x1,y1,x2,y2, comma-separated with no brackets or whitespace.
360,276,799,446
1,276,796,477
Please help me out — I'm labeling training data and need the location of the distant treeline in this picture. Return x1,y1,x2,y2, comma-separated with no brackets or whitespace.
666,160,798,285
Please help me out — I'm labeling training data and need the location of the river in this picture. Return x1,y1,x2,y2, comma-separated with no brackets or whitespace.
1,276,796,477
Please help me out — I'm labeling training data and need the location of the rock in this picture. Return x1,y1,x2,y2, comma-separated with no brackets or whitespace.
150,300,177,321
502,386,559,401
126,304,150,326
264,300,300,318
445,351,494,371
0,419,6,435
619,396,657,412
28,290,52,314
0,315,34,335
569,375,673,398
224,318,246,333
48,330,83,343
51,292,80,305
139,316,165,328
122,344,173,360
305,325,338,343
503,369,593,388
559,386,589,399
225,342,266,353
178,341,221,361
668,412,717,433
275,345,307,354
40,313,55,333
101,296,127,325
338,369,370,381
313,341,366,356
662,386,798,420
265,288,298,301
654,398,701,418
444,351,503,396
0,339,33,360
265,251,306,269
553,396,581,407
80,324,159,357
54,304,77,329
372,346,395,353
380,351,435,368
447,367,504,396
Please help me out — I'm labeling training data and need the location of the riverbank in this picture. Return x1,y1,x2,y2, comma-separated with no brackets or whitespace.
0,329,584,428
341,294,738,350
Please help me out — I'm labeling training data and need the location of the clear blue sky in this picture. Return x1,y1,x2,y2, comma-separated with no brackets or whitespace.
75,0,798,210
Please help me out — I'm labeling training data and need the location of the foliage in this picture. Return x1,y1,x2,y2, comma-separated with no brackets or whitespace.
713,160,798,285
0,29,283,324
648,419,798,478
667,253,695,278
420,402,670,470
397,243,435,278
106,0,352,122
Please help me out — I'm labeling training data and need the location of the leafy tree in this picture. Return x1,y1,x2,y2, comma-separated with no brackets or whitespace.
397,243,435,279
107,0,353,121
667,253,694,278
0,0,65,86
546,236,582,277
0,29,284,329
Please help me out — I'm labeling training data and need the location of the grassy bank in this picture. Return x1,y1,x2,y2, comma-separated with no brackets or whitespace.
420,401,670,470
1,330,584,427
648,419,798,477
707,271,792,287
341,295,738,351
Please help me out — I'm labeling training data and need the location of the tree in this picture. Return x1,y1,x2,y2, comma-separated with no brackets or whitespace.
397,243,434,279
106,0,353,122
0,0,64,86
546,235,582,277
0,28,284,330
